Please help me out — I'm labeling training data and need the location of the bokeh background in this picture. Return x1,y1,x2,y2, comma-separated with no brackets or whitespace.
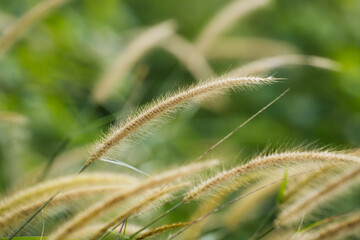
0,0,359,238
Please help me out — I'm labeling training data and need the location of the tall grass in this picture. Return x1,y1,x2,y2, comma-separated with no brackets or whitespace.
0,0,358,239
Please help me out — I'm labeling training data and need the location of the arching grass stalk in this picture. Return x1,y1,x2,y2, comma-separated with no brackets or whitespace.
49,160,217,240
300,210,360,240
229,54,341,75
90,183,188,240
0,186,130,232
184,151,360,202
0,173,138,214
276,165,360,226
127,90,288,239
167,166,330,240
0,0,71,57
160,34,214,81
196,0,270,52
91,20,176,103
82,76,277,173
299,209,357,233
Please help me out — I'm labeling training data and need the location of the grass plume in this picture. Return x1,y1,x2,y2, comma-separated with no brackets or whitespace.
49,160,217,240
0,185,130,234
301,210,360,240
184,150,360,202
196,0,270,52
161,34,214,81
82,76,276,172
0,173,138,214
91,20,176,103
276,165,360,226
229,54,341,75
90,183,188,240
0,0,70,57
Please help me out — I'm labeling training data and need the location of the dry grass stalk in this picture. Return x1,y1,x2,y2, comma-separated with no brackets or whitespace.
301,211,360,240
184,151,360,202
276,165,360,226
0,185,129,233
91,21,175,103
49,160,218,240
160,34,214,81
90,183,188,240
135,222,191,240
0,0,70,57
196,0,270,53
83,76,276,172
206,37,299,59
0,173,138,214
229,54,341,75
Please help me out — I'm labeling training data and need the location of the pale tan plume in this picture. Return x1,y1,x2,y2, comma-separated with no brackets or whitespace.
91,20,176,103
196,0,270,53
300,210,360,240
0,185,130,233
89,183,188,240
276,165,360,226
83,76,276,172
0,0,71,57
229,54,341,75
0,173,138,214
184,151,360,202
49,160,218,240
160,34,214,81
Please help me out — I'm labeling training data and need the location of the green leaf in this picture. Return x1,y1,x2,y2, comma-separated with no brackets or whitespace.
277,165,288,204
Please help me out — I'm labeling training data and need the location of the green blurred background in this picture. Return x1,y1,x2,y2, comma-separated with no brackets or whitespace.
0,0,359,238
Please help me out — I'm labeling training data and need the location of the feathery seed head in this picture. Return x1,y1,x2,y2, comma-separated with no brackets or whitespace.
184,151,360,202
82,76,276,172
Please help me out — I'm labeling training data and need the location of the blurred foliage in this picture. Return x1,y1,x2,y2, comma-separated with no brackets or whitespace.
0,0,359,239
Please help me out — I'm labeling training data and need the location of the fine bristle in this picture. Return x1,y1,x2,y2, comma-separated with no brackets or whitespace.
48,160,218,240
84,76,276,170
184,150,360,202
